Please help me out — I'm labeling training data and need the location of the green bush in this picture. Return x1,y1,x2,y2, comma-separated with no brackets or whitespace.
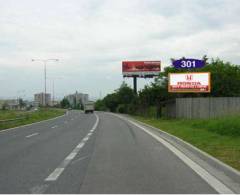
117,104,127,113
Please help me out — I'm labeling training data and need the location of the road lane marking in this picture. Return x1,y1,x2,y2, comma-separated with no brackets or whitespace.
26,133,39,138
114,114,234,194
76,142,85,149
82,137,89,142
30,184,49,194
51,125,58,129
44,113,99,182
66,152,78,160
45,168,65,181
92,114,99,130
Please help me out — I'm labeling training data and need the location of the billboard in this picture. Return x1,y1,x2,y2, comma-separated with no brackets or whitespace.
122,61,161,77
168,72,211,93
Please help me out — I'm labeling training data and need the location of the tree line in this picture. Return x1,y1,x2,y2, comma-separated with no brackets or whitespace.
95,58,240,117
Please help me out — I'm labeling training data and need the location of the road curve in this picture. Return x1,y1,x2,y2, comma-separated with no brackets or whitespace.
0,111,234,193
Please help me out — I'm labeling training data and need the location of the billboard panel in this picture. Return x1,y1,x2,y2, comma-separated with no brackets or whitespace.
122,61,161,77
168,72,211,93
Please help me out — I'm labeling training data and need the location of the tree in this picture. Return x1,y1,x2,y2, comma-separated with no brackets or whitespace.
97,82,136,113
60,98,70,108
95,99,107,111
103,93,119,112
18,98,26,109
116,82,136,105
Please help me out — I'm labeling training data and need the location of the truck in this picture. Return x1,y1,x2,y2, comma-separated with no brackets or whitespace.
84,101,94,114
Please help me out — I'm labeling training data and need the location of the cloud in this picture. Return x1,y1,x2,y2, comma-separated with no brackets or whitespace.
0,0,240,99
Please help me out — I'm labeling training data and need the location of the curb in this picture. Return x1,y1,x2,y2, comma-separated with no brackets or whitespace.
114,113,240,193
133,117,240,176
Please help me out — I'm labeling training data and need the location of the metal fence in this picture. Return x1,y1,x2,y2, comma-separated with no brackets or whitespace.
165,97,240,119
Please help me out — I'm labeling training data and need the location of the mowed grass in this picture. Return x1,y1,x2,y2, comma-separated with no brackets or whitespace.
0,108,66,130
134,115,240,171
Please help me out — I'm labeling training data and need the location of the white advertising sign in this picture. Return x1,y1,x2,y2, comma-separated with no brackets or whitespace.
168,72,211,93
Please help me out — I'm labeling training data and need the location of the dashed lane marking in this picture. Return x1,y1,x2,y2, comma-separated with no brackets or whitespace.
26,133,39,138
44,113,99,182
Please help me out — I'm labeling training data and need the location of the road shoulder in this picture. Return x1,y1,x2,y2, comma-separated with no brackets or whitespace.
117,113,240,194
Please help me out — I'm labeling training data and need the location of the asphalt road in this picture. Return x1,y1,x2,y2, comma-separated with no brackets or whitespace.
0,111,235,193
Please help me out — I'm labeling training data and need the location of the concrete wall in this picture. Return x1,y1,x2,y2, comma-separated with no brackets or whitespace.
165,97,240,119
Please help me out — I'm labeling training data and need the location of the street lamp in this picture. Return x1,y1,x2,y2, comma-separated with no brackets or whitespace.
47,76,63,106
31,59,59,106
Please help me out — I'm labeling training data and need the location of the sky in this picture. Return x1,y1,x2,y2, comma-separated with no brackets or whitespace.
0,0,240,100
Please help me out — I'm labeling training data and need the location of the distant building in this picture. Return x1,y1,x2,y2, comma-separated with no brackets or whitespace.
65,91,89,108
51,100,59,107
34,93,51,106
0,99,21,110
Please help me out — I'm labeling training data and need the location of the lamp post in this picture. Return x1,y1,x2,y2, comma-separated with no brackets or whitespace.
32,59,59,106
47,77,63,106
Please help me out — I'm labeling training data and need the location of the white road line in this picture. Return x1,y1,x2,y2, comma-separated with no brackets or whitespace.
116,114,234,194
30,184,49,194
51,125,58,129
92,114,99,130
45,168,65,181
65,152,77,160
82,137,89,142
26,133,39,138
44,113,99,182
76,142,85,149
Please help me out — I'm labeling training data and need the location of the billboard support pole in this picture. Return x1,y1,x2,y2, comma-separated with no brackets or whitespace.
133,76,137,94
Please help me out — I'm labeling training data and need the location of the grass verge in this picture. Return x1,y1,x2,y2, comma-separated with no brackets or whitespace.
0,108,66,131
133,115,240,171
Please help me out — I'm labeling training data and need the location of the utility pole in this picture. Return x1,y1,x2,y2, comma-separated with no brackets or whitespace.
52,79,55,106
32,59,59,106
44,61,47,106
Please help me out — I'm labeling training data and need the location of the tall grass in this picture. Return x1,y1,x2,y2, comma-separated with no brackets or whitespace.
190,115,240,136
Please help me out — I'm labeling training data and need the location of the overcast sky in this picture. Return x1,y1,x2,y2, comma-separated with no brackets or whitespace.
0,0,240,100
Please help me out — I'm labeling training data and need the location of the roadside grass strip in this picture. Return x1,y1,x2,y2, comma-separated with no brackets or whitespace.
0,108,65,132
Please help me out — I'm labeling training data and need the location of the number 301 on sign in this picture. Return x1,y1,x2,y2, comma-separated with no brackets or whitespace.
173,59,205,69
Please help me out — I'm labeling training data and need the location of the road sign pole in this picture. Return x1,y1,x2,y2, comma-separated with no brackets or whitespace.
133,76,137,94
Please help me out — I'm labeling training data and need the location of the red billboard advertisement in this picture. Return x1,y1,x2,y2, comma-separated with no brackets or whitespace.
122,61,161,77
